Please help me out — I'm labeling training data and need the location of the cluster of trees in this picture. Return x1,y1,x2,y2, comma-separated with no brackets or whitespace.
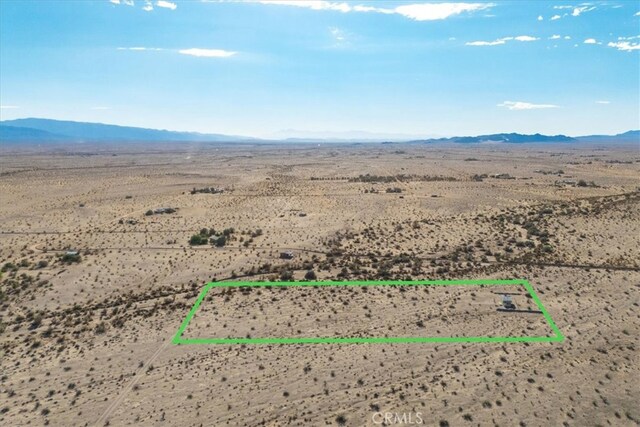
60,253,81,264
190,187,224,194
189,227,236,247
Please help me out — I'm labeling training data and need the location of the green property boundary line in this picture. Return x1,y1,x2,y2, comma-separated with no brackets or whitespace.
172,279,564,345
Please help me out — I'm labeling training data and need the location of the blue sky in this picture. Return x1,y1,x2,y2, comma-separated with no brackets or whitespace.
0,0,638,138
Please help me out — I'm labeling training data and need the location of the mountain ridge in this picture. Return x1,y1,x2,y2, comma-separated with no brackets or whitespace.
0,118,252,143
1,118,638,144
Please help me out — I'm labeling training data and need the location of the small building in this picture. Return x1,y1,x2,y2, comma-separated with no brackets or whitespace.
280,251,294,260
153,207,176,214
65,251,79,256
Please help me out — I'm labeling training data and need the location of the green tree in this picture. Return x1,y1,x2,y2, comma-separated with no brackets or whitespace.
213,235,227,247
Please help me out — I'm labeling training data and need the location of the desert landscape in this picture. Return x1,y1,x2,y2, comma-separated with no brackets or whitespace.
0,141,638,426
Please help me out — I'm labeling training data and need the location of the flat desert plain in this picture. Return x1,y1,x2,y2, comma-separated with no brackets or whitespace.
0,142,639,426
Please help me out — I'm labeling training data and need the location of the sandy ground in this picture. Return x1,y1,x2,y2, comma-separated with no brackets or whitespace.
0,141,638,426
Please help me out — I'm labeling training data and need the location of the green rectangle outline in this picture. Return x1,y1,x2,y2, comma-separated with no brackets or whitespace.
172,279,564,345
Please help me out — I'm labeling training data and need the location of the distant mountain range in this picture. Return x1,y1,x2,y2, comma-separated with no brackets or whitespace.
410,133,577,144
0,118,251,143
0,118,638,144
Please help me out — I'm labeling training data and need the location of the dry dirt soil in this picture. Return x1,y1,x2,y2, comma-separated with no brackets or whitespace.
0,142,638,426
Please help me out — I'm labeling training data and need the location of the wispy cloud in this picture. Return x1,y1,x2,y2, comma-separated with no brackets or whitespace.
548,5,596,20
466,35,538,46
0,105,20,109
117,46,237,57
572,5,595,16
110,0,176,12
249,1,494,21
549,34,561,39
329,27,346,42
514,35,538,42
595,100,610,104
498,101,559,110
584,38,597,44
466,39,507,46
394,3,494,21
607,41,640,51
156,0,177,10
178,48,237,57
117,47,164,51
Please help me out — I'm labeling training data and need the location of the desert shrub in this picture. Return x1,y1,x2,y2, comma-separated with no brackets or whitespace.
213,235,227,247
189,234,207,245
95,322,107,334
1,262,17,272
30,313,43,329
37,260,49,269
145,210,153,216
304,270,317,280
60,253,81,264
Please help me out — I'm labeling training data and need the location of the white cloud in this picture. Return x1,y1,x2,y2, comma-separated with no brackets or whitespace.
466,39,507,46
466,35,538,46
549,35,561,39
583,38,597,44
550,14,561,20
178,48,237,57
595,100,610,104
498,101,559,110
252,1,494,21
110,0,134,5
635,11,640,16
553,5,573,9
156,0,177,9
564,35,571,39
258,1,352,13
143,1,153,11
537,15,543,21
607,41,640,51
514,35,538,42
394,3,494,21
0,105,20,109
572,6,595,16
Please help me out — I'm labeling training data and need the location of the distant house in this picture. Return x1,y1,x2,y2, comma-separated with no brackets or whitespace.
65,250,79,256
280,251,294,260
490,173,513,179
